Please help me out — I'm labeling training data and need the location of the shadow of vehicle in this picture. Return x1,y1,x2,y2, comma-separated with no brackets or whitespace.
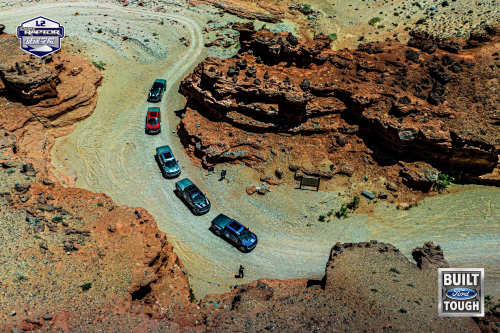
208,226,255,253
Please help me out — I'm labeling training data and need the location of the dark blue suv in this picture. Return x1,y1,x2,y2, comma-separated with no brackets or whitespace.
211,214,258,252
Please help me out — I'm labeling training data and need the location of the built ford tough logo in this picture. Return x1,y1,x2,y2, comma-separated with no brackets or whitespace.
438,268,484,317
16,16,65,58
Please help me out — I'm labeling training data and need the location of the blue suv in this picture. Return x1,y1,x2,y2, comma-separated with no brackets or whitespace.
211,214,258,252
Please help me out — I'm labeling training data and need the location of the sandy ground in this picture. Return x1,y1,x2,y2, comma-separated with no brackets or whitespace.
1,1,499,301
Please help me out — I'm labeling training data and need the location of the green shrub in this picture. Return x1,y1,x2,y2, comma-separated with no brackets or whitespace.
160,21,164,25
5,168,15,174
97,28,103,33
152,32,158,36
301,4,311,13
97,202,104,207
357,35,365,41
81,282,92,292
144,39,150,42
368,17,382,26
14,273,29,282
408,283,415,288
92,61,106,71
400,308,408,313
485,295,500,310
318,215,326,222
434,174,455,192
415,18,427,24
52,215,63,223
390,267,400,274
328,33,338,42
335,204,349,218
189,287,198,303
370,288,378,292
346,196,360,211
36,206,45,211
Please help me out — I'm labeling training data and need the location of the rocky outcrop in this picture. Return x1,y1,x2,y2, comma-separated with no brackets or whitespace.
179,23,500,198
0,32,102,186
412,241,450,269
188,0,285,22
198,240,479,332
0,170,198,331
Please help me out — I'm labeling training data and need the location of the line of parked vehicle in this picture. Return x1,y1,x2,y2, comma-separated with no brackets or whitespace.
146,79,258,253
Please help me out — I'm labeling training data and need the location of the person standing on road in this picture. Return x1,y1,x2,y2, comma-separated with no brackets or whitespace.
220,169,227,181
235,265,244,278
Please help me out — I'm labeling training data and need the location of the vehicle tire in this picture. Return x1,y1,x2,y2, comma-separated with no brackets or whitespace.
213,227,221,236
238,245,246,252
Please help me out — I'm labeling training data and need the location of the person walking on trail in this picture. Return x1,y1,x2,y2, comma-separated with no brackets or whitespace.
219,169,227,181
235,265,244,278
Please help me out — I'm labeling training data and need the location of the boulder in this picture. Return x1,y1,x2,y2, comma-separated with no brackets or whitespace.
412,242,449,269
300,78,310,90
246,185,257,195
286,33,299,46
378,192,388,199
386,182,398,191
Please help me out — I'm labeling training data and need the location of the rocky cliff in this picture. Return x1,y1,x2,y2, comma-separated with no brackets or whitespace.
179,22,500,199
0,33,102,186
197,241,480,332
0,32,198,331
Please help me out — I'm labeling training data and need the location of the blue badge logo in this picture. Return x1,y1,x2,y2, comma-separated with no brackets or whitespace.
446,288,477,300
16,16,65,58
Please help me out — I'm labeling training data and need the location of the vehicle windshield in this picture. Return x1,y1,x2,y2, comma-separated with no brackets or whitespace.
239,228,252,240
148,117,159,126
165,160,177,168
192,193,206,205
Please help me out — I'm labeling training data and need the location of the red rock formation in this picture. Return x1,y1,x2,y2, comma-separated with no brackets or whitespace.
412,241,450,269
179,23,500,198
0,33,102,186
196,241,479,332
188,0,285,23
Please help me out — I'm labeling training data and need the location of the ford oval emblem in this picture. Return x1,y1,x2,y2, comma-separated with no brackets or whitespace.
446,288,477,300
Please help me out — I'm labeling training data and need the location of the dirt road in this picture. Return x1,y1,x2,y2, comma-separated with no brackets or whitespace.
2,2,499,300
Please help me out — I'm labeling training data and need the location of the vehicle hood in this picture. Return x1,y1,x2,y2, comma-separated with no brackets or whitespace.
240,232,257,246
147,121,160,129
163,162,179,173
149,89,161,96
193,196,209,209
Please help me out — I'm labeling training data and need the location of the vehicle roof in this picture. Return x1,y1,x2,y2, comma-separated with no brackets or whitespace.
176,178,193,190
212,214,232,228
228,220,244,233
148,107,160,112
156,145,172,155
186,184,201,195
154,79,166,84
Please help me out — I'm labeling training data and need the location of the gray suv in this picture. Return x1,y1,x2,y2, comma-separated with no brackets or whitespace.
175,178,211,215
156,145,181,178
